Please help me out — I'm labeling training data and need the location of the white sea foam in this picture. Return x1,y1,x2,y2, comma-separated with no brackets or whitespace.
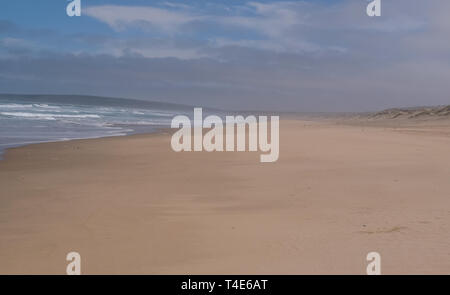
0,98,183,157
33,104,61,109
0,103,33,109
0,112,101,120
149,111,175,117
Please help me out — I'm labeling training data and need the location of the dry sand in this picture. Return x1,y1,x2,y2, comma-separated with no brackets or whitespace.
0,119,449,274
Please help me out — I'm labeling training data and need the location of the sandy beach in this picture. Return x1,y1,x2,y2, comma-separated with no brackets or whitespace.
0,119,449,274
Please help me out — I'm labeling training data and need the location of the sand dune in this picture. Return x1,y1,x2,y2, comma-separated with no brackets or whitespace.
368,105,450,120
0,119,449,274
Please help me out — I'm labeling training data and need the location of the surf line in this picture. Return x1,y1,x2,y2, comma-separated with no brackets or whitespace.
170,108,279,163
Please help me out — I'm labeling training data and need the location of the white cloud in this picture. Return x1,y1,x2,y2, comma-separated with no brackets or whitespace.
84,2,305,37
0,37,30,47
84,2,318,54
84,5,201,33
84,1,430,57
217,1,306,37
0,37,35,57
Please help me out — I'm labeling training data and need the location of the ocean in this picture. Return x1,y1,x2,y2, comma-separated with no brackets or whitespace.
0,94,194,157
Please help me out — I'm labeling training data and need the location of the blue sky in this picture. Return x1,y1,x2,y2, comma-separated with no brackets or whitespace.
1,0,344,56
0,1,449,111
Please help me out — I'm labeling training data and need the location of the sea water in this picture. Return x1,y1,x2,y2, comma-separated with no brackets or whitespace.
0,95,189,157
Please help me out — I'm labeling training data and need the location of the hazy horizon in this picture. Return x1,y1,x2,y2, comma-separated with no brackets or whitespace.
2,92,448,114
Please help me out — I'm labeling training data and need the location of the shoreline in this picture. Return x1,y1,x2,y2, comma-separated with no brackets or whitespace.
1,119,450,274
0,125,170,161
2,114,448,160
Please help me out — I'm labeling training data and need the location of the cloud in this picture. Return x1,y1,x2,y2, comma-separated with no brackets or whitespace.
82,1,432,56
216,1,305,36
1,1,450,111
0,37,34,57
84,5,201,33
83,2,314,53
